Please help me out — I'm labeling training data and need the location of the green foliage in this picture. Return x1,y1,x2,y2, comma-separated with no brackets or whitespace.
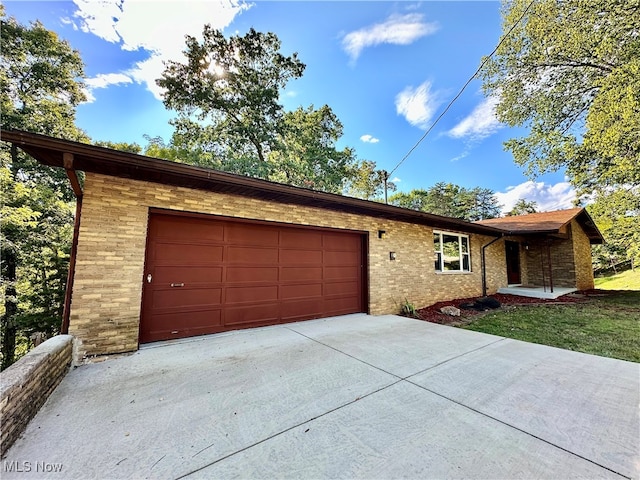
1,9,86,368
400,298,417,317
389,182,501,221
94,140,142,154
482,0,640,193
157,26,305,164
588,188,640,268
344,160,396,201
507,199,538,216
157,26,366,193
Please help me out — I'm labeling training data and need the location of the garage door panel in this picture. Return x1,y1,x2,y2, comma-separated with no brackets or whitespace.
151,288,222,310
325,281,360,297
280,230,323,248
325,296,362,314
281,283,322,300
152,218,224,242
141,213,365,343
325,265,360,280
153,266,223,284
155,244,223,264
225,285,278,304
279,249,323,265
226,266,279,283
324,250,360,266
144,310,223,342
224,304,279,326
281,299,323,321
226,223,279,246
323,233,361,250
280,267,322,282
227,246,278,264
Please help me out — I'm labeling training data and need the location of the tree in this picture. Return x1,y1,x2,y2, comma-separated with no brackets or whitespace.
588,188,640,270
157,27,359,193
482,0,640,192
157,26,305,165
345,161,396,201
268,105,357,193
1,8,87,369
389,182,501,221
507,199,538,216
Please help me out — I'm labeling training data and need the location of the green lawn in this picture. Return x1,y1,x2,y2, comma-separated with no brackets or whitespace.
595,268,640,290
462,291,640,363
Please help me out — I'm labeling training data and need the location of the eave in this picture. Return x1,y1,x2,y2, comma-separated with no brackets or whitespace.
1,129,504,236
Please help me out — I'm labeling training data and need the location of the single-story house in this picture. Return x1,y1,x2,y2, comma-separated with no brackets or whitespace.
2,130,604,363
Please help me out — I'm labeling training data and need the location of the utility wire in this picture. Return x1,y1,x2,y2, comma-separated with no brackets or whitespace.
386,0,538,179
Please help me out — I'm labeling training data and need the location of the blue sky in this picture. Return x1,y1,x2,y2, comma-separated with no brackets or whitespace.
4,0,577,213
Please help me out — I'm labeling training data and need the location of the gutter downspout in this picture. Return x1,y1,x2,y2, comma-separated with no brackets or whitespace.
61,153,83,334
481,234,504,297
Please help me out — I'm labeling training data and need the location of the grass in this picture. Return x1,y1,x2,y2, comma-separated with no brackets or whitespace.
462,290,640,363
595,268,640,290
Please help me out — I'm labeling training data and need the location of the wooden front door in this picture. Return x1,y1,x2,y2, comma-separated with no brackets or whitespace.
505,241,521,284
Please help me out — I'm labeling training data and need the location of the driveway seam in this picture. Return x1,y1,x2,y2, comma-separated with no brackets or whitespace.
284,328,630,479
405,380,630,479
176,378,404,479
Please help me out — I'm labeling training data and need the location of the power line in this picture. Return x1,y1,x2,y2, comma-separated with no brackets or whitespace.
387,0,538,180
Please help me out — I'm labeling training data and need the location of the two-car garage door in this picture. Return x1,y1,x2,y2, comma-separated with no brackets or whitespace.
139,212,367,343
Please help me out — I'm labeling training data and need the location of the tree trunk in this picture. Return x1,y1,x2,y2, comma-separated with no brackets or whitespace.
1,248,18,370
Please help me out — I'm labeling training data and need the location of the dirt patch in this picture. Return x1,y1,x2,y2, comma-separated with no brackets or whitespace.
411,290,612,326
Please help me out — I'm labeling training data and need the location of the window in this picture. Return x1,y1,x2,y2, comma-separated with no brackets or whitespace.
434,231,470,273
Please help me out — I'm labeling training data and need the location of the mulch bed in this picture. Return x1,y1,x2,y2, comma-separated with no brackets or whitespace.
413,290,612,325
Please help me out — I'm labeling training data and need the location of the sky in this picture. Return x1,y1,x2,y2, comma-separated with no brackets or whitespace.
4,0,578,213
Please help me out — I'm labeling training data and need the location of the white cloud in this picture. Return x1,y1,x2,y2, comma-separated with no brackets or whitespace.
391,177,401,183
360,134,380,144
83,73,134,103
86,73,133,90
72,0,251,100
342,13,438,63
395,81,442,130
448,95,502,140
494,180,576,215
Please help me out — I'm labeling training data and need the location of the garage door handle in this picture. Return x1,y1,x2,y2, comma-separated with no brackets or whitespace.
170,283,185,287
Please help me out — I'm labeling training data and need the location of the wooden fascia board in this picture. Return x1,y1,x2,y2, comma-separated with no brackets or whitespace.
1,129,504,236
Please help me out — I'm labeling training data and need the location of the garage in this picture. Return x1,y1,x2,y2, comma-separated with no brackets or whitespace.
139,211,367,343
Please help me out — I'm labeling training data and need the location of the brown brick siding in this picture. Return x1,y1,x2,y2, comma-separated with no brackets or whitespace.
571,219,595,290
518,220,594,289
69,173,507,361
0,335,73,457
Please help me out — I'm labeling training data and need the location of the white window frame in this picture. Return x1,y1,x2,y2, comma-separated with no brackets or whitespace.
433,231,471,273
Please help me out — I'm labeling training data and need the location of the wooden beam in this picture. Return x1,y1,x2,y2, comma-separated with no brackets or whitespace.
63,152,83,197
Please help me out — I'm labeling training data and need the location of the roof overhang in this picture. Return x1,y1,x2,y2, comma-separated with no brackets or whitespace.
1,129,504,236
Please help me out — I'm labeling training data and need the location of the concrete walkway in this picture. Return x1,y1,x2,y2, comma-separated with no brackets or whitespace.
4,315,639,479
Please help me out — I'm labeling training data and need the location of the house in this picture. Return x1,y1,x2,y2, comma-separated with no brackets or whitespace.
2,130,603,363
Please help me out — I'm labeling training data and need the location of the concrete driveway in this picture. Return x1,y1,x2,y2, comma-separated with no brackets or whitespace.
4,314,639,479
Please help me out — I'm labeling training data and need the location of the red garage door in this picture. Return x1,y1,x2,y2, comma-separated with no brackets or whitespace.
139,212,366,343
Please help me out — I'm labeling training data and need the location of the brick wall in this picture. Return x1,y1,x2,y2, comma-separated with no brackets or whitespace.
69,173,507,361
0,335,73,457
571,219,596,290
519,221,595,289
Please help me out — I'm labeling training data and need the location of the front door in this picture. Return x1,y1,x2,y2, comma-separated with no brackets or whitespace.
505,241,521,284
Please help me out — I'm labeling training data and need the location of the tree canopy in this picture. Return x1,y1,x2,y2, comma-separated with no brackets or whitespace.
158,26,305,165
156,26,367,193
507,199,538,216
482,0,639,192
389,183,501,221
1,8,86,368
